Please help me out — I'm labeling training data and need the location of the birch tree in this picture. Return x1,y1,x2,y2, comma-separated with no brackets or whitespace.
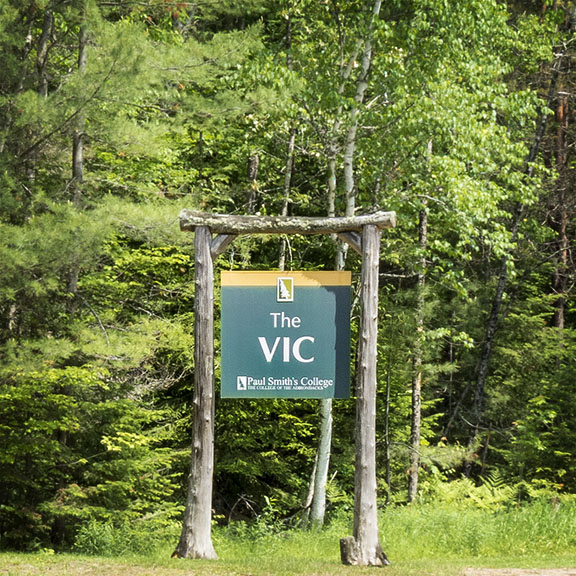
292,0,384,534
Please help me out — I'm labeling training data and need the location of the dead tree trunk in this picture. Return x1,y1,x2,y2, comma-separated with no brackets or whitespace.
340,224,389,567
552,91,570,330
175,226,218,560
180,210,396,235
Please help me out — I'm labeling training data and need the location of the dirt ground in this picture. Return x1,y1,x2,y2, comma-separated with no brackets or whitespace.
464,570,576,576
2,558,576,576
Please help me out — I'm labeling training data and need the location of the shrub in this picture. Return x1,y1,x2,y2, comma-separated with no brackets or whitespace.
74,518,180,557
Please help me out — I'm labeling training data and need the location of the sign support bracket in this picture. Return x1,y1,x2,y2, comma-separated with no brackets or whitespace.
210,234,237,258
336,231,362,255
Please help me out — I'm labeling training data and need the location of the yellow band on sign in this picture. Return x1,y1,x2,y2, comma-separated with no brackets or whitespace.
221,271,351,287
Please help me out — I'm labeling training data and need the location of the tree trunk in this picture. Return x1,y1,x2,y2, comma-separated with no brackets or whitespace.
309,397,332,527
342,0,379,213
408,201,427,502
53,9,87,545
36,5,54,99
0,5,36,155
301,453,318,524
25,3,54,182
278,13,296,271
547,5,576,335
180,210,396,235
338,0,381,268
66,19,87,316
326,40,360,228
175,226,218,560
551,91,570,330
306,151,337,529
278,128,296,271
340,224,389,567
309,0,383,529
384,352,392,495
467,206,520,471
247,153,259,214
71,18,88,208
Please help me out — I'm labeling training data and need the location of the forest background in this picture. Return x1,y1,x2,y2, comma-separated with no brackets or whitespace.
1,0,576,557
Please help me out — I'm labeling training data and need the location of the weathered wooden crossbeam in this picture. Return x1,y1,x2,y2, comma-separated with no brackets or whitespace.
179,210,396,235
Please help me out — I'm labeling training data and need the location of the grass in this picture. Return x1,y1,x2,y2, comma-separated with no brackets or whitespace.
1,547,576,576
2,500,576,575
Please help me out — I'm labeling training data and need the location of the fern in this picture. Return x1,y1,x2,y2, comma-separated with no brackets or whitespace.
421,471,517,511
468,471,516,511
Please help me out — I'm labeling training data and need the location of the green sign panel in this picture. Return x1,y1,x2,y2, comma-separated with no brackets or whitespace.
221,271,351,398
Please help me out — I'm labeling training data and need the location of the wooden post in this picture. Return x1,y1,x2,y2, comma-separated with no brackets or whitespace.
340,224,389,566
174,226,218,559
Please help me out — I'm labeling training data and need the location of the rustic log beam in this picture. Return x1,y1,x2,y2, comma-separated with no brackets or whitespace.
180,210,396,235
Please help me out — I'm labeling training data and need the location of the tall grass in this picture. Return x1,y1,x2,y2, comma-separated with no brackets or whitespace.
382,499,576,560
74,518,180,557
72,496,576,572
210,498,576,573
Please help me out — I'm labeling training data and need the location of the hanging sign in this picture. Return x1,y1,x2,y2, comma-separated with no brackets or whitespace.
220,271,351,398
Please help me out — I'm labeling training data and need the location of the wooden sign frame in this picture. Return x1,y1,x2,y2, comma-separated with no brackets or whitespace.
174,210,395,566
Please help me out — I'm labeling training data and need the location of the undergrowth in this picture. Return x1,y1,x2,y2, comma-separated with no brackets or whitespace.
72,477,576,562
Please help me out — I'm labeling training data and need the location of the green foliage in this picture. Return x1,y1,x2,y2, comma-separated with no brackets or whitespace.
214,399,317,521
75,492,576,562
0,358,185,549
1,0,576,556
420,471,517,512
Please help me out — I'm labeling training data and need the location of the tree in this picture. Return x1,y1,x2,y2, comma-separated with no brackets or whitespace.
407,193,428,502
0,0,266,550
